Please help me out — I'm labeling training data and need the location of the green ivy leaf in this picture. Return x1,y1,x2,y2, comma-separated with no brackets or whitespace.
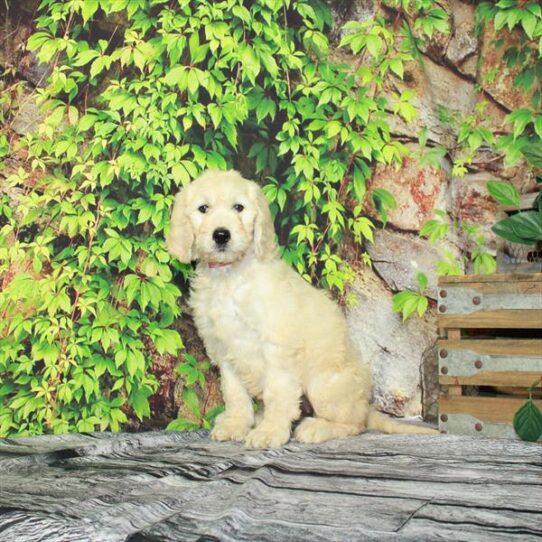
182,388,201,419
82,0,100,22
486,180,520,208
513,399,542,442
492,211,542,245
131,389,151,420
166,418,200,431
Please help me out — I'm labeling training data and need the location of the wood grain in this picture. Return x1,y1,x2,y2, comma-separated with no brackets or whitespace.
438,310,542,329
438,339,542,386
439,395,542,423
440,371,542,386
439,338,542,356
0,431,541,541
438,273,542,284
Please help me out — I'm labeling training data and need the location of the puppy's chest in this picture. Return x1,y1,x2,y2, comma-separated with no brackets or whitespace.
191,272,264,362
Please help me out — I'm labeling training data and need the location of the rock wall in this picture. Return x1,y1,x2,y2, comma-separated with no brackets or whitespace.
1,1,534,425
338,1,536,420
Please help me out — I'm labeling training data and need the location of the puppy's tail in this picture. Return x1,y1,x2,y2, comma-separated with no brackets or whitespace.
367,408,437,435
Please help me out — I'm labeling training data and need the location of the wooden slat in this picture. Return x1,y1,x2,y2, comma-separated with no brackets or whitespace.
439,338,542,356
438,310,542,329
438,273,542,284
438,339,542,385
440,372,542,387
439,280,542,296
438,339,542,388
447,329,461,340
439,395,542,423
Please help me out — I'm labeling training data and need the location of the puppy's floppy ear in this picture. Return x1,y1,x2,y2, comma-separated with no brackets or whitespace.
166,189,194,263
251,182,277,260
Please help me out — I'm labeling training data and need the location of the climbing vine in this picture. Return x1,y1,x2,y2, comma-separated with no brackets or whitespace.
392,0,541,321
0,0,494,436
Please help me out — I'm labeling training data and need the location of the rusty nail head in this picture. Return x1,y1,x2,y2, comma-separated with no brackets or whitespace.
439,305,447,313
474,360,482,369
440,290,447,298
472,296,481,305
475,423,483,432
441,366,448,375
440,349,448,358
440,414,448,422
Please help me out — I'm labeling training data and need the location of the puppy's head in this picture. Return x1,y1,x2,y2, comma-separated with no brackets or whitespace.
166,170,277,265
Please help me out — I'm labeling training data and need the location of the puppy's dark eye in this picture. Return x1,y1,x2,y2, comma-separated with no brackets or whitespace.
198,204,209,214
233,203,244,212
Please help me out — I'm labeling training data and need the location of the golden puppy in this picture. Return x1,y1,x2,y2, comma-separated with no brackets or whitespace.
167,170,435,448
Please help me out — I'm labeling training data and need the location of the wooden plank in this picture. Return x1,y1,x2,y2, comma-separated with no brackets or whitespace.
438,273,542,284
438,282,542,316
439,338,542,356
439,280,542,297
447,329,461,340
1,431,542,541
438,310,542,329
440,372,542,387
445,385,463,396
439,395,542,423
438,338,542,385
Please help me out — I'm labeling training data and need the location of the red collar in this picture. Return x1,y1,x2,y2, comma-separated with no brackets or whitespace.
208,261,233,269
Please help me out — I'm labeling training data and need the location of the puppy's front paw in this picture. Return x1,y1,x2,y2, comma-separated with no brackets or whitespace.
211,414,251,442
244,423,290,449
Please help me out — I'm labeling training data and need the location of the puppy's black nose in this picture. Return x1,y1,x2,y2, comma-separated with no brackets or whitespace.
213,228,231,246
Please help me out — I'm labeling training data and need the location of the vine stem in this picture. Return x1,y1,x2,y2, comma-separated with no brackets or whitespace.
312,151,359,256
282,6,291,99
51,203,103,388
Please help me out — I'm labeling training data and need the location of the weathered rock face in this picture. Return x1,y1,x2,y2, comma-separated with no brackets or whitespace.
444,0,478,77
478,24,534,111
341,0,534,419
386,55,478,148
0,2,50,86
10,86,43,135
367,229,461,299
347,267,438,417
366,144,450,231
451,172,498,228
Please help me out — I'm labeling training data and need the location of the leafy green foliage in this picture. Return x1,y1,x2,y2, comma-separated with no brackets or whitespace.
167,354,223,431
514,399,542,442
487,180,520,208
419,212,496,279
477,1,541,167
513,378,542,442
488,180,542,246
1,0,444,437
419,210,449,243
461,223,497,275
492,202,542,245
392,272,429,321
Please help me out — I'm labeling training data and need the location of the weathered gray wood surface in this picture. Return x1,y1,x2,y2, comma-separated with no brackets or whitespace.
0,431,540,541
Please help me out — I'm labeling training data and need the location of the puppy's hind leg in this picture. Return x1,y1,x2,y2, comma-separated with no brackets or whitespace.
295,368,370,444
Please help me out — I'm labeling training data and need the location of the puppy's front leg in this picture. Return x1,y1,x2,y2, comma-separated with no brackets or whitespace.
211,363,254,442
245,369,301,449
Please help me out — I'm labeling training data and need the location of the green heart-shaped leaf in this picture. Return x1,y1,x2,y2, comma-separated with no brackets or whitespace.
513,399,542,442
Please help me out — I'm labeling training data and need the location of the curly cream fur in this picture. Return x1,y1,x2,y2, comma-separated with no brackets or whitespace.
167,170,435,448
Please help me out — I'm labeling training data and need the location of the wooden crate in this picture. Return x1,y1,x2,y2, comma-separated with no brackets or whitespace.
437,273,542,438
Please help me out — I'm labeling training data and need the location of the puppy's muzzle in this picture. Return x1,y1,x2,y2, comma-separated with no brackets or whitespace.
213,228,231,249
